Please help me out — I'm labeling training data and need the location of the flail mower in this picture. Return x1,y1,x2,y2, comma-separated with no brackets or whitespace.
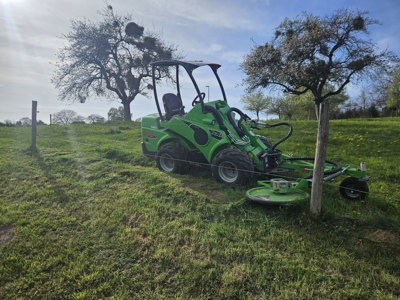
141,60,369,204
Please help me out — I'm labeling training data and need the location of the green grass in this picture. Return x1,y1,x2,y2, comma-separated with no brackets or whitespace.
0,119,399,299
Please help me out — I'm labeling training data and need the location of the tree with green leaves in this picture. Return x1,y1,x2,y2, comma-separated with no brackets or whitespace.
52,5,178,121
242,10,396,214
108,107,125,121
241,91,271,120
387,68,400,116
273,87,348,120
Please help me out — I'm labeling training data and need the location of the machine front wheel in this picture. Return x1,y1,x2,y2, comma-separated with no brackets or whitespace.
339,177,369,200
212,148,254,185
156,142,189,174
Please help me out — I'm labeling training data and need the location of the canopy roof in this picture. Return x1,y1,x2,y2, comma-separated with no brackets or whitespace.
150,60,221,71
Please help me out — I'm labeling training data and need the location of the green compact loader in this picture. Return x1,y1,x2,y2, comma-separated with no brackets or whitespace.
141,60,369,202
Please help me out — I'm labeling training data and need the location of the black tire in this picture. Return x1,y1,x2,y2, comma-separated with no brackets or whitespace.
339,177,369,200
156,142,189,174
212,148,254,185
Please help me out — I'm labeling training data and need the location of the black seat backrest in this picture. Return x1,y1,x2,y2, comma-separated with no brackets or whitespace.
162,93,185,120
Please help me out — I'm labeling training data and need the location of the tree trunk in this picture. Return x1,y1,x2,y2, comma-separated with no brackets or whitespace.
310,101,330,215
315,104,320,120
122,101,132,121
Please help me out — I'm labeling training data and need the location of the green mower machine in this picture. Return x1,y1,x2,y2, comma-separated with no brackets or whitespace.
141,60,369,203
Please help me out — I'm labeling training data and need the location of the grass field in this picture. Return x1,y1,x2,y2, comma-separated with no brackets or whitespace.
0,119,399,299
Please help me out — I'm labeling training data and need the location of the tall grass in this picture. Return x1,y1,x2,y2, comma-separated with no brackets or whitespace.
0,120,399,299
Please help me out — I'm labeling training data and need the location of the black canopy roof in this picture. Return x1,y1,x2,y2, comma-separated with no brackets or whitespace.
150,60,221,72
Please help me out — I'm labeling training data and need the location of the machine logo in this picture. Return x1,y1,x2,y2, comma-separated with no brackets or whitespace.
143,131,157,139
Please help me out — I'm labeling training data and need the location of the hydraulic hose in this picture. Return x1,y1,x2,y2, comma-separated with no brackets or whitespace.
264,122,293,152
227,107,250,138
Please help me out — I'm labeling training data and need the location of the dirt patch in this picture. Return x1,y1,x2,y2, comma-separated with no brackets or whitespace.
0,225,14,245
366,229,400,245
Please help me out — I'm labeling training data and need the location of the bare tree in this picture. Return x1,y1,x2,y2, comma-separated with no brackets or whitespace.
87,114,105,124
52,4,178,121
242,10,397,214
17,117,32,126
52,110,83,125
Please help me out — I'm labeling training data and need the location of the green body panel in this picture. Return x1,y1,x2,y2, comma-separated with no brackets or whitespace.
142,100,269,169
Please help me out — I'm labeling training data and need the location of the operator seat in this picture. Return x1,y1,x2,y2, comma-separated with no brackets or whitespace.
162,93,185,120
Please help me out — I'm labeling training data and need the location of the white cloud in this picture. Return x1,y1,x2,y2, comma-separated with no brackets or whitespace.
132,0,261,31
209,44,223,53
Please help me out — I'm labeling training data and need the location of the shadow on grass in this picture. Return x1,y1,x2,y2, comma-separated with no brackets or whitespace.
29,148,70,204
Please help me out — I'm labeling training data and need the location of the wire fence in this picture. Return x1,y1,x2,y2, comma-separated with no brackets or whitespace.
143,153,387,199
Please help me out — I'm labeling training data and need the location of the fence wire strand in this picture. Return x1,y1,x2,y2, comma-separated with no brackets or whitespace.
139,153,388,199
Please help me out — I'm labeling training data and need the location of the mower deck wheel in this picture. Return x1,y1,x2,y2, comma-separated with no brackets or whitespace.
339,177,369,200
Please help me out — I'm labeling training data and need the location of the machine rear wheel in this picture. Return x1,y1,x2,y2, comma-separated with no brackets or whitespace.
339,177,369,200
212,148,254,185
156,142,189,174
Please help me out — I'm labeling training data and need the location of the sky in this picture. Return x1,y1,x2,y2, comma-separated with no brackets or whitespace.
0,0,399,123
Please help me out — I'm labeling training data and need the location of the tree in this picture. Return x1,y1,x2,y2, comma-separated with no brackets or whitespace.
273,87,348,120
267,97,285,119
386,68,400,116
17,117,32,126
290,92,316,120
72,116,86,124
108,107,125,121
87,114,105,124
242,10,396,214
52,4,178,121
270,95,297,120
358,90,369,111
52,110,83,125
241,91,271,120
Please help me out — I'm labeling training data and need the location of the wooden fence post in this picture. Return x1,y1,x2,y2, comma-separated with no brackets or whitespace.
32,100,37,150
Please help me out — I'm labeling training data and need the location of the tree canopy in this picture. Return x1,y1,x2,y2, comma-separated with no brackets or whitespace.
52,110,84,125
52,5,178,121
108,106,125,121
387,68,400,116
241,91,271,120
242,10,393,106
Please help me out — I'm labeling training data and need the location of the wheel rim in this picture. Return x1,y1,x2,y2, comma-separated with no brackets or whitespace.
343,184,366,199
344,186,361,199
218,161,238,183
340,178,368,200
159,154,175,172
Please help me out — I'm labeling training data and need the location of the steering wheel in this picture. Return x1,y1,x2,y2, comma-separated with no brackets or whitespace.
192,92,206,106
